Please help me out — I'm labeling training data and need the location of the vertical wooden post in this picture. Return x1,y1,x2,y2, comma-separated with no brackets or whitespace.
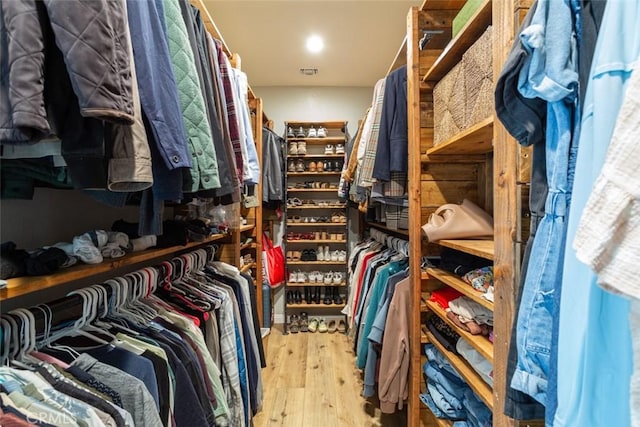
406,7,423,427
492,0,517,426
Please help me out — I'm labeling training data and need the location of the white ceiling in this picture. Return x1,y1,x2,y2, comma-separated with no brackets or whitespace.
203,0,421,87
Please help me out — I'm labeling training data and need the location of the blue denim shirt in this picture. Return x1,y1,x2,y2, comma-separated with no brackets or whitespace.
511,0,579,408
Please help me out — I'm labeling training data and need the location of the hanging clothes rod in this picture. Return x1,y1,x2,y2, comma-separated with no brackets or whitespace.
369,228,410,257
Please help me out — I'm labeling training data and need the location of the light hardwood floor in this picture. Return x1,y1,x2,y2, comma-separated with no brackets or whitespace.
253,324,407,427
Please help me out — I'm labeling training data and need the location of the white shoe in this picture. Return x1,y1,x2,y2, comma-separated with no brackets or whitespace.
308,126,317,138
331,250,340,262
324,246,330,261
335,144,345,154
333,272,343,284
324,144,334,154
297,271,307,283
296,126,305,137
324,272,334,285
317,246,325,261
338,250,347,262
289,271,298,283
289,142,298,155
317,127,327,138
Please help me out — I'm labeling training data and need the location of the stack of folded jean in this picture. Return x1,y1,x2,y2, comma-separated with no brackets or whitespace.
421,343,493,426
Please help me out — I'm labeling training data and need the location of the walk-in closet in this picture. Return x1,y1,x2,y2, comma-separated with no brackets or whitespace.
2,1,637,426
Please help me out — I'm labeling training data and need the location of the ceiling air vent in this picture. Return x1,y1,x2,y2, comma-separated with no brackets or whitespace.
300,68,319,76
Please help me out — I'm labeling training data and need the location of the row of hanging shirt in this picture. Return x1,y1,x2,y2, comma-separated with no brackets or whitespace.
0,247,264,427
0,0,260,235
343,228,410,413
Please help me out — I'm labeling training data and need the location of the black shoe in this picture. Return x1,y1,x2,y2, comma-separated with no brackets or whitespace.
323,287,332,305
295,290,303,304
333,287,343,305
286,291,294,305
308,249,317,261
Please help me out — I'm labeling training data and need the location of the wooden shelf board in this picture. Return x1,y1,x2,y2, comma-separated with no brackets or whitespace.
287,172,342,176
287,261,346,266
426,117,494,156
287,154,344,159
285,240,346,244
427,268,493,311
1,234,227,301
436,239,494,260
240,262,256,274
286,282,346,287
419,0,466,12
240,242,257,251
421,292,430,313
367,222,409,236
387,35,407,75
422,0,492,84
425,329,494,410
239,224,255,232
285,120,347,128
426,300,493,363
287,137,345,143
286,205,346,210
421,325,429,344
285,223,346,227
286,303,346,309
287,188,340,193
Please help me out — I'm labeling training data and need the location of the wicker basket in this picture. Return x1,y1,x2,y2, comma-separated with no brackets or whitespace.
433,62,465,145
463,26,494,128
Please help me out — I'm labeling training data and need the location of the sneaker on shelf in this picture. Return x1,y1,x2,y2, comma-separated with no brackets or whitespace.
307,126,317,138
330,250,340,262
333,272,344,284
289,141,298,155
287,127,295,138
297,271,307,283
324,245,330,261
317,127,327,138
317,246,325,261
338,250,347,262
324,144,335,155
335,144,345,154
296,159,305,172
297,141,307,155
289,271,298,283
296,126,306,138
288,161,296,172
323,272,334,285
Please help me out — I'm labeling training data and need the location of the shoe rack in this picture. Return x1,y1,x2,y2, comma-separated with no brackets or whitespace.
283,120,349,334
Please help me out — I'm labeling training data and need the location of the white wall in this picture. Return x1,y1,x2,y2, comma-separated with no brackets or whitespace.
254,86,372,324
1,189,145,249
253,86,373,137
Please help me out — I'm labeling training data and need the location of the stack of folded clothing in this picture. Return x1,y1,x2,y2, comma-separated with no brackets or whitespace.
447,296,493,337
421,343,493,426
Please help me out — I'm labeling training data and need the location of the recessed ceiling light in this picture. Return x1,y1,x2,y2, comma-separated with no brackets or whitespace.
306,35,324,53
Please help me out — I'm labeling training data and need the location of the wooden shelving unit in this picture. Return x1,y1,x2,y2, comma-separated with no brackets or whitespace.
425,330,494,409
426,268,493,310
283,120,349,334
